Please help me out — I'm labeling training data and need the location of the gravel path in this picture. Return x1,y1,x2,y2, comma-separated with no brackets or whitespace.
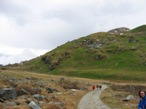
77,85,111,109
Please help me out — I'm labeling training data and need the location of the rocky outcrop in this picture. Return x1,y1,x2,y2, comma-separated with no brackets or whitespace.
108,27,130,34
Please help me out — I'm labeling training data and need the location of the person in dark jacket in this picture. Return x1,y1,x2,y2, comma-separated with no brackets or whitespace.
138,90,146,109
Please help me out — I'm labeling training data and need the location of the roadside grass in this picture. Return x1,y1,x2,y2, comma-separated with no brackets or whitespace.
101,84,146,109
101,88,138,109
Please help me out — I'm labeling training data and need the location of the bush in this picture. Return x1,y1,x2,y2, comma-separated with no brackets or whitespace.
16,84,37,96
58,79,79,89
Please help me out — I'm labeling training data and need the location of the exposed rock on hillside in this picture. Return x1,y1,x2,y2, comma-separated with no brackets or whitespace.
108,27,130,34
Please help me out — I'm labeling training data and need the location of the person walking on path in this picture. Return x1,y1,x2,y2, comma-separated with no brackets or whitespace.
138,90,146,109
77,85,111,109
92,85,95,91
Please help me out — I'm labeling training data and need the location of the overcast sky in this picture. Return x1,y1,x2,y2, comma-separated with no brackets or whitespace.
0,0,146,65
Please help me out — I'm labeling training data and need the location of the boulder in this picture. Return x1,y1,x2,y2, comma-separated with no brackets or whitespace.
108,27,130,34
46,87,53,93
71,89,78,92
20,88,30,95
5,101,17,106
123,95,135,101
53,89,59,92
27,100,41,109
32,94,44,101
0,98,4,103
0,88,17,100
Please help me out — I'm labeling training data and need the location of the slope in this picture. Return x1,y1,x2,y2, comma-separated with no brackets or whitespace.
8,25,146,81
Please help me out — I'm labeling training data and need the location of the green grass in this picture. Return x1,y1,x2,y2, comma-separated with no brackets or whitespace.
130,24,146,33
51,68,146,82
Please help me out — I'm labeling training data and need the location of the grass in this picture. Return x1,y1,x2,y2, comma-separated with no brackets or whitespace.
130,25,146,33
51,68,146,82
100,84,146,109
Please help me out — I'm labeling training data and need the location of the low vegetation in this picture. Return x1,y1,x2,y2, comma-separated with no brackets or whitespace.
101,84,146,109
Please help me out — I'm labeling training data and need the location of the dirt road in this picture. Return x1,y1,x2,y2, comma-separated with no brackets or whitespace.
77,85,111,109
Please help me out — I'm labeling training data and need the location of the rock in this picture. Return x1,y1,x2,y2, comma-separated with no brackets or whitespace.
0,88,17,100
36,81,46,87
5,101,17,106
0,98,4,103
51,79,56,82
131,46,136,50
16,101,22,105
123,95,135,101
71,89,78,92
49,101,65,107
20,88,30,95
20,95,26,99
53,88,59,92
95,54,106,60
32,94,44,101
38,101,44,106
27,100,41,109
46,87,53,93
108,27,130,34
57,92,62,95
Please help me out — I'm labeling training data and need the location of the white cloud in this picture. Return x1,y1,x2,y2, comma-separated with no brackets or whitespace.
0,0,146,64
0,49,36,65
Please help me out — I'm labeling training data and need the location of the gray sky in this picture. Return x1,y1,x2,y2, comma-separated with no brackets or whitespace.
0,0,146,65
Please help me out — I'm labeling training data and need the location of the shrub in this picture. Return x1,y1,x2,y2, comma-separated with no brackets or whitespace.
16,84,37,96
58,79,79,89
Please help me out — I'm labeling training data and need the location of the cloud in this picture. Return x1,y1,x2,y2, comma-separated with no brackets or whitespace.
0,0,146,64
0,49,36,65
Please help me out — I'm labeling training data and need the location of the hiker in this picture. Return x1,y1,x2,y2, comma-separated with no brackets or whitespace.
92,85,95,91
138,90,146,109
96,85,102,90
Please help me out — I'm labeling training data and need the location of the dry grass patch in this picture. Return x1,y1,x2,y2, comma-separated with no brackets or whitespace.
16,84,37,95
42,104,63,109
100,84,146,109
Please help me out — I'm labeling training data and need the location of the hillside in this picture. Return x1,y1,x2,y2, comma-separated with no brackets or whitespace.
7,25,146,81
130,24,146,33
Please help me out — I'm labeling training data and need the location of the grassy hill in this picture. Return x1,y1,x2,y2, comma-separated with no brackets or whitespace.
130,24,146,33
8,25,146,81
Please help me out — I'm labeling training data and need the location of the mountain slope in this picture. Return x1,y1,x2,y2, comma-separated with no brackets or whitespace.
130,24,146,33
10,25,146,81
